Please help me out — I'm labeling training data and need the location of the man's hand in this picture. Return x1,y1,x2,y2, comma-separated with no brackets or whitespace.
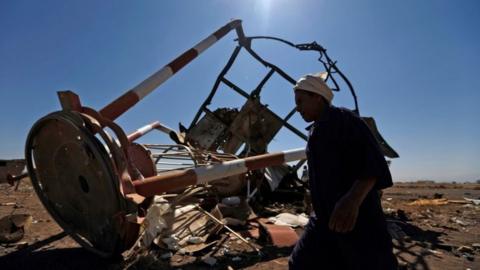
328,193,360,233
328,177,377,233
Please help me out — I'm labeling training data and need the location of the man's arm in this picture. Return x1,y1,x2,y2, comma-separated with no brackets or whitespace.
328,177,376,233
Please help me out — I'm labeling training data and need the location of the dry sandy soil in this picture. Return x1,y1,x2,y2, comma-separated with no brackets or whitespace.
0,180,479,270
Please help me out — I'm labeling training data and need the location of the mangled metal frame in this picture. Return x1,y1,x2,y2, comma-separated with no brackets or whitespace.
22,19,398,258
187,34,399,160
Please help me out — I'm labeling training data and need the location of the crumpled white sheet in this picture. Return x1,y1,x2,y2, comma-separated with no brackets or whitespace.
268,212,309,227
142,196,171,247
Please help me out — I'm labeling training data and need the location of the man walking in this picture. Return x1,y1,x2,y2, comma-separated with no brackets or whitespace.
289,72,398,269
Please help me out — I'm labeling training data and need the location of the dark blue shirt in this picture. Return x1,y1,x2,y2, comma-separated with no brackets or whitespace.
306,106,393,224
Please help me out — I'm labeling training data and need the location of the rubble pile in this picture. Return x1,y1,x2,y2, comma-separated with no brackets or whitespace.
122,179,311,269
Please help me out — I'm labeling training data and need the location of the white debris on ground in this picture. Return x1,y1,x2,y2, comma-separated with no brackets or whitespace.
142,196,172,247
267,213,309,227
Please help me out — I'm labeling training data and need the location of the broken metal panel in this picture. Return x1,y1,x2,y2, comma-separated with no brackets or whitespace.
186,111,228,150
362,117,399,158
222,98,284,155
264,165,290,192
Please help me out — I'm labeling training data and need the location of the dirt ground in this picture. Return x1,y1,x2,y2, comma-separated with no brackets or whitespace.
0,180,479,270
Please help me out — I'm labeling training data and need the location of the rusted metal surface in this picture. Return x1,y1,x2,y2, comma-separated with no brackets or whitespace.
57,91,82,112
258,219,299,248
127,143,156,178
25,111,138,257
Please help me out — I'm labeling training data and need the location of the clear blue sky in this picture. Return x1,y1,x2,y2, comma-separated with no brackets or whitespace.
1,0,479,182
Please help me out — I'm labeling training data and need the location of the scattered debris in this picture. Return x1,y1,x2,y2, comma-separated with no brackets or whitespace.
426,249,443,256
450,217,470,227
2,179,479,269
232,256,242,262
202,255,217,266
0,159,26,184
221,196,241,206
267,213,309,227
0,202,16,207
448,200,473,204
160,252,173,260
408,198,449,206
457,246,474,254
0,214,32,243
180,240,218,254
464,197,480,205
142,197,172,247
258,219,299,248
186,236,204,244
195,204,260,254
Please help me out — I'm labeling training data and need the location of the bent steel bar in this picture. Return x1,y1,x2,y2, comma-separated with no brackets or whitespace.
133,148,306,197
100,19,243,121
127,121,177,142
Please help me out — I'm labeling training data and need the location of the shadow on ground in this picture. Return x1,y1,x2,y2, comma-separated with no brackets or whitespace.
0,232,119,270
0,231,292,270
389,219,447,270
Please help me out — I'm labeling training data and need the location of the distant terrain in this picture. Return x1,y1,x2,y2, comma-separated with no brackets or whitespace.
0,179,478,269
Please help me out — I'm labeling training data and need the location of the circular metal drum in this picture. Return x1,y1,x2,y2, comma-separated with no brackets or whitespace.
25,111,135,257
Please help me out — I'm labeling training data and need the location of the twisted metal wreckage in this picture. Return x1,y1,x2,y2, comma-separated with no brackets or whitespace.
15,19,398,258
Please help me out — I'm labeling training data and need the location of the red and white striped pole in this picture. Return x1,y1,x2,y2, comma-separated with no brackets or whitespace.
127,121,177,142
133,148,306,197
100,19,242,121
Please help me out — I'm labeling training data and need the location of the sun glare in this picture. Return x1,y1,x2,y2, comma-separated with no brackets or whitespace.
254,0,273,30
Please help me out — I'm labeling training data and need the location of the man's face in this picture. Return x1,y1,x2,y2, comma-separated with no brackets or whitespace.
294,90,326,122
